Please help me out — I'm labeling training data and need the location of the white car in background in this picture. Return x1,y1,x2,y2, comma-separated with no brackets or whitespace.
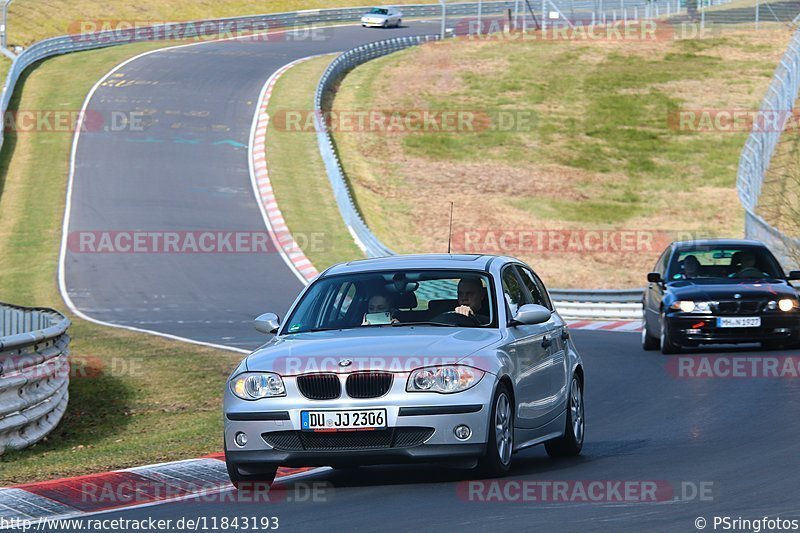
361,7,403,28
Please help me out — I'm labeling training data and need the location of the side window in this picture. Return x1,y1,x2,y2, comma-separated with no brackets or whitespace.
656,249,670,276
517,266,552,310
501,266,525,316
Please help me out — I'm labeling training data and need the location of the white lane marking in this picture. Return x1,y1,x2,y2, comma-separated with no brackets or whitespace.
57,23,363,352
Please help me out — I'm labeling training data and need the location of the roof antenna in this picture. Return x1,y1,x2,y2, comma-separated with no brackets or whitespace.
447,202,454,254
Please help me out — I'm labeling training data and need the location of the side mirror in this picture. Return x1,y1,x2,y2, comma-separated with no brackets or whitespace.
510,304,552,326
255,313,281,334
788,271,800,281
647,272,663,283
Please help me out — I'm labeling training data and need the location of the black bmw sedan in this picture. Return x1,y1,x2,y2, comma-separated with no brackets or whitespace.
642,239,800,354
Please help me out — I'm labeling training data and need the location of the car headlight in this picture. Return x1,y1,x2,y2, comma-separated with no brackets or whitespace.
671,301,712,313
779,298,797,312
406,365,484,393
231,373,285,400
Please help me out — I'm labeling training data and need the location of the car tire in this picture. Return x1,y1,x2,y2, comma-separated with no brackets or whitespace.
382,20,388,28
642,311,659,351
224,441,277,490
544,374,584,457
396,18,402,27
477,382,514,476
660,311,680,354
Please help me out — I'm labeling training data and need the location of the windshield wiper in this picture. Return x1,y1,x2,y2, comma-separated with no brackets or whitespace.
391,321,458,327
286,326,347,334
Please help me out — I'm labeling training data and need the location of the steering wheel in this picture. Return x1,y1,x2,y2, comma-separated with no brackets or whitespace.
732,267,765,278
431,311,481,327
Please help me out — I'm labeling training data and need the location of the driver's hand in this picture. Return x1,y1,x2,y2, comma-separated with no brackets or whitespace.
454,305,474,317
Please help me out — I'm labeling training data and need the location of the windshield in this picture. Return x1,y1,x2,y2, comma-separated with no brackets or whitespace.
283,270,496,334
667,246,785,281
369,8,389,14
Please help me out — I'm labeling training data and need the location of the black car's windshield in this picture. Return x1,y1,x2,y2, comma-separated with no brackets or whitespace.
283,270,496,334
369,8,389,14
667,246,785,281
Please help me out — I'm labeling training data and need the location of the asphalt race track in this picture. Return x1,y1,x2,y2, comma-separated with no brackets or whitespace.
60,19,800,533
64,21,443,350
72,330,800,531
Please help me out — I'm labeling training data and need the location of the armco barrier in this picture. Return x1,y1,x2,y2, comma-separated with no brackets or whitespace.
737,27,800,268
0,303,71,453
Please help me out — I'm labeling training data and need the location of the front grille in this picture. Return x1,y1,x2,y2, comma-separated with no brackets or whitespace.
263,428,434,451
714,301,762,315
345,372,393,398
296,373,341,400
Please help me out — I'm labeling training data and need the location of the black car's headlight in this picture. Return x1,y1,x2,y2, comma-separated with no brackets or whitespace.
231,373,286,400
768,298,798,312
406,365,484,393
670,301,713,313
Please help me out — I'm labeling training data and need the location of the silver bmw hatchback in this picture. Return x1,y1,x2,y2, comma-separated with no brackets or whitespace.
224,254,585,487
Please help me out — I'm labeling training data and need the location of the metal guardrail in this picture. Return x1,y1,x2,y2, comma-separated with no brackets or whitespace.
0,302,71,453
737,27,800,269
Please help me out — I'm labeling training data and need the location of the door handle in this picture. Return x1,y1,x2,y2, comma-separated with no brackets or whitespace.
541,336,552,349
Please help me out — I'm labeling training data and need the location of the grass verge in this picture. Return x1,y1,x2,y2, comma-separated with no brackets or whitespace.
0,41,244,485
331,27,794,288
265,55,365,268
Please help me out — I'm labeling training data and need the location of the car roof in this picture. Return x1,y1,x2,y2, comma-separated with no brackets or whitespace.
322,254,501,276
671,239,767,250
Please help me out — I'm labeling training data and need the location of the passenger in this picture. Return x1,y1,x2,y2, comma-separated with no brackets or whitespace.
454,277,489,324
683,255,701,279
362,294,399,325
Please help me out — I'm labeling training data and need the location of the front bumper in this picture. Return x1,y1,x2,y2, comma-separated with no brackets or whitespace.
361,18,387,26
224,373,494,468
665,312,800,345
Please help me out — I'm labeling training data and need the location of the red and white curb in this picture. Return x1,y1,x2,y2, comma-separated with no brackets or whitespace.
0,455,323,521
249,57,321,284
567,319,641,332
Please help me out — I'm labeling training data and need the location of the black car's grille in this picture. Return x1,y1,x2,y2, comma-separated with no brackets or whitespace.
345,372,393,399
262,428,434,451
296,374,341,400
714,300,763,315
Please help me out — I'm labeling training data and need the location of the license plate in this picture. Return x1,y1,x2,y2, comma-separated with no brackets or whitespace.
301,409,387,431
717,317,761,328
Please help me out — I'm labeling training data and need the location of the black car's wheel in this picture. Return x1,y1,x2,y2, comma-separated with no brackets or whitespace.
545,374,584,457
477,382,514,476
660,312,680,355
642,311,659,351
225,442,277,490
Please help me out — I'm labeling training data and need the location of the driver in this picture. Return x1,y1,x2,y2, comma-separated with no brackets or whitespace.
454,277,489,324
729,251,766,278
